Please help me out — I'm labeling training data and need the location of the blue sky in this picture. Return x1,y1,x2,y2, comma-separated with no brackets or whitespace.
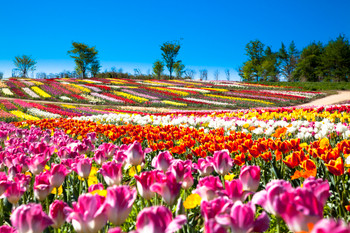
0,0,349,80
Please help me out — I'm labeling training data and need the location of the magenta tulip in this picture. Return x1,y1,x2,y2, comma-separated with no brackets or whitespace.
239,165,261,192
34,172,52,201
108,228,122,233
28,154,49,175
151,151,173,172
193,176,223,202
135,171,163,200
49,163,70,188
0,172,10,196
151,172,182,205
11,203,53,233
0,225,17,233
97,143,117,158
168,160,192,182
196,157,214,177
99,161,123,186
224,179,252,202
65,193,107,233
4,182,25,205
212,150,233,175
201,197,233,222
88,183,105,192
49,200,68,228
311,219,350,233
134,206,186,233
216,201,269,233
94,150,108,165
104,185,137,226
76,158,92,179
182,171,194,190
124,141,151,166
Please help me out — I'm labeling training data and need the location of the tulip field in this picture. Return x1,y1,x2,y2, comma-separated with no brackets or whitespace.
0,78,350,233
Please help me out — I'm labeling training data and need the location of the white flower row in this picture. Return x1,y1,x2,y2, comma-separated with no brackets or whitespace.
22,87,40,98
168,86,211,93
186,97,234,106
2,88,13,96
27,108,61,118
60,96,72,101
91,92,122,103
81,94,105,103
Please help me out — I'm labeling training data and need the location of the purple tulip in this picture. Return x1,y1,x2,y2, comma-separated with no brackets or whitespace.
99,161,123,186
134,206,186,233
151,151,173,172
11,203,53,233
193,176,223,202
239,165,261,192
212,150,233,175
65,193,107,233
151,172,182,205
104,185,137,226
49,163,70,188
196,157,214,176
124,141,151,166
216,201,269,233
49,200,68,228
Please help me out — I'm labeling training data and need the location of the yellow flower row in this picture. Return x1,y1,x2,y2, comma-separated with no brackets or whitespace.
10,110,40,121
113,91,149,103
162,100,187,106
144,80,173,86
201,87,229,92
70,84,91,93
61,104,76,109
205,94,274,105
31,87,51,98
148,86,189,96
31,81,44,85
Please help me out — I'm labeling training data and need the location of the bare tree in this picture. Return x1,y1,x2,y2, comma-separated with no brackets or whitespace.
199,69,208,81
184,69,196,79
225,69,230,81
134,68,141,76
214,69,219,81
36,72,47,79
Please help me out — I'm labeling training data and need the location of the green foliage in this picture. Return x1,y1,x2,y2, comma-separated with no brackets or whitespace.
68,42,99,78
13,55,37,78
173,61,185,78
152,60,164,79
160,41,181,79
278,41,299,81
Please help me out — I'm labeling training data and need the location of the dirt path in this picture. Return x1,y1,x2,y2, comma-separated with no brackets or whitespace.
298,91,350,106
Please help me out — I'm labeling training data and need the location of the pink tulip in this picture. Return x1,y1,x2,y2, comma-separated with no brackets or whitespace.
94,150,108,165
0,225,17,233
124,141,151,166
0,172,10,196
49,164,70,188
151,172,182,205
135,171,163,200
182,171,194,190
88,183,105,192
108,228,122,233
239,165,261,192
28,154,49,175
4,182,25,205
13,173,31,192
302,177,330,206
151,151,173,172
65,193,107,233
212,150,233,175
29,142,54,157
86,132,97,144
216,201,269,233
134,206,186,233
252,180,293,216
34,172,52,201
97,143,117,158
99,161,123,186
104,185,137,226
196,157,214,176
193,176,223,202
311,219,350,233
224,179,252,202
168,160,192,182
76,158,92,179
204,219,228,233
49,200,68,228
201,197,233,222
11,203,53,233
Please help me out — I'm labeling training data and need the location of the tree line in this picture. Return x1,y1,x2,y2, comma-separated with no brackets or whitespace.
239,35,350,82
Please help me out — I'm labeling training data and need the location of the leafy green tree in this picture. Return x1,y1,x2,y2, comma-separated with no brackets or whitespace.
321,35,350,82
90,60,101,77
13,55,37,78
0,72,3,79
160,41,181,79
239,40,265,81
173,61,185,78
68,42,99,78
278,41,299,81
152,60,164,79
260,46,280,81
293,42,324,82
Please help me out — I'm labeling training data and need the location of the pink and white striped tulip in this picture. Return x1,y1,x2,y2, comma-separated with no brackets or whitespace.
4,182,25,205
11,203,53,233
134,171,163,200
124,141,151,166
212,150,233,175
34,172,52,201
151,151,173,172
310,219,350,233
150,172,182,206
99,161,123,186
193,176,223,202
239,165,261,192
49,163,70,188
196,157,214,177
49,200,68,228
75,158,92,179
104,185,137,226
28,155,49,175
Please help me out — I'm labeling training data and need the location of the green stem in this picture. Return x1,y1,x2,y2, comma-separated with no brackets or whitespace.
276,217,281,233
0,199,3,225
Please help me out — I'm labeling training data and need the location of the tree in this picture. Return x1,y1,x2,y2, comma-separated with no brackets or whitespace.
36,72,47,79
321,35,350,82
153,60,164,79
259,46,280,81
184,69,195,80
173,61,185,78
0,72,3,79
278,41,299,81
68,42,99,78
160,41,181,79
214,69,219,80
225,69,230,81
293,42,324,82
239,40,265,81
199,69,208,80
13,55,37,78
90,60,101,77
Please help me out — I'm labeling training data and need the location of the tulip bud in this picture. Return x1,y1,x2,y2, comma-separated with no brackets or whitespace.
49,200,68,228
